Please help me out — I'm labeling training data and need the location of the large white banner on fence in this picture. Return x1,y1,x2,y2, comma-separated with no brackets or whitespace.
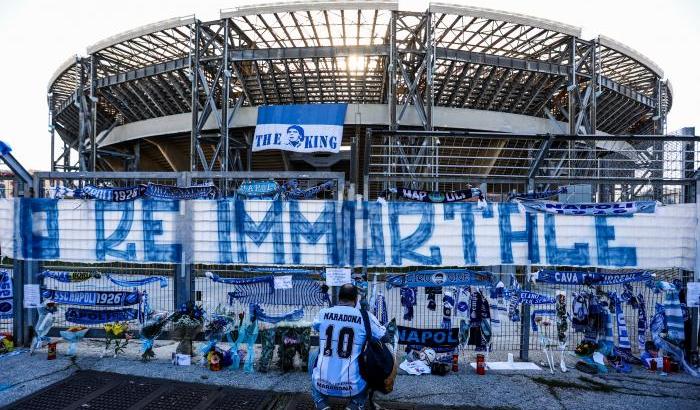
0,198,695,270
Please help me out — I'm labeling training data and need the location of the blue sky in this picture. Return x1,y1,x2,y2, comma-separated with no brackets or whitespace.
0,0,697,170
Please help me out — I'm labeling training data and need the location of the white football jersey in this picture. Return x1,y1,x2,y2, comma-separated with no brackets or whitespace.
312,305,386,396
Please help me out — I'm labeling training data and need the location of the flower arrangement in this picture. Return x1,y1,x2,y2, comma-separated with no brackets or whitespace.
140,312,172,361
30,301,58,355
171,301,204,355
0,332,13,354
102,322,132,358
59,326,88,357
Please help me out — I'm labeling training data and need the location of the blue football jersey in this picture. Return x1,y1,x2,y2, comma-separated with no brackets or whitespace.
312,305,386,396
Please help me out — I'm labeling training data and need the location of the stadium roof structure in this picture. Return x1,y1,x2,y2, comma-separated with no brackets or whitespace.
47,0,672,176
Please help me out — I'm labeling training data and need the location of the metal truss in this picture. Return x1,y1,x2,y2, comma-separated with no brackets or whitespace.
47,3,673,174
365,129,700,203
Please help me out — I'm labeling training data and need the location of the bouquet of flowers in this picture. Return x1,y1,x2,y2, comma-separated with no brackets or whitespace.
171,301,204,355
30,301,58,355
0,332,14,354
140,312,172,361
103,322,132,358
59,326,88,356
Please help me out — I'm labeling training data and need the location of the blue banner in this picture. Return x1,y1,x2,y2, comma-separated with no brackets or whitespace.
532,270,654,285
79,185,146,202
0,270,12,319
145,183,218,200
237,181,280,198
509,187,567,201
283,180,335,200
42,289,141,306
205,272,274,288
386,269,493,289
397,326,460,348
65,307,138,324
41,270,101,283
253,104,347,153
2,199,694,270
519,200,657,216
106,274,168,288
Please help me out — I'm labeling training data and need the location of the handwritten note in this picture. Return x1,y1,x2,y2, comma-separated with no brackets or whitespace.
274,275,293,290
325,268,352,286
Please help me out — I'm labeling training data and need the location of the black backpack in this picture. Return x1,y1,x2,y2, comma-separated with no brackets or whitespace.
359,309,396,395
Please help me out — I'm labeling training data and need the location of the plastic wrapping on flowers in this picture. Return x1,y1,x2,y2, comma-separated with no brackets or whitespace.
140,312,172,361
59,326,88,356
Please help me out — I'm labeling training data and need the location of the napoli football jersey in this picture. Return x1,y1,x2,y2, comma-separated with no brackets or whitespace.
312,305,386,397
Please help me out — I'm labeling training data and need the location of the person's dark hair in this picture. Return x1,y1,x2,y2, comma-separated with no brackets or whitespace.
286,125,304,139
338,283,358,304
645,340,657,352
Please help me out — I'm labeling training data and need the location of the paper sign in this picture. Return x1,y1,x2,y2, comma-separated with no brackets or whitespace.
687,282,700,308
274,275,293,290
23,284,41,308
325,268,352,286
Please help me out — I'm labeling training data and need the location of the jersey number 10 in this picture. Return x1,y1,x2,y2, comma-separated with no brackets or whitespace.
323,325,355,359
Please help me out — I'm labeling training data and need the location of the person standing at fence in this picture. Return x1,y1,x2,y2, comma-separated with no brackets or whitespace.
311,284,386,410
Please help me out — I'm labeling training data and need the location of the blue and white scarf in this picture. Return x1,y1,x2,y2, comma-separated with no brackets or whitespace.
250,304,304,324
237,180,280,198
651,304,699,377
41,270,101,283
518,200,657,216
532,270,653,286
489,283,506,333
455,287,471,318
372,291,388,326
241,267,321,276
508,187,568,201
608,292,631,350
205,272,274,289
79,184,146,202
0,271,13,319
442,289,454,329
65,307,138,324
42,289,141,306
399,288,417,321
145,182,218,200
228,279,328,306
637,293,647,351
386,269,493,289
507,289,556,305
600,304,615,344
106,274,168,288
283,180,335,200
396,186,482,203
663,289,685,343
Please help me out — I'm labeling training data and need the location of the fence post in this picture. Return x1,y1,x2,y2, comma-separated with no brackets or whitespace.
12,258,24,346
174,172,194,309
519,262,531,361
519,177,536,361
691,174,700,359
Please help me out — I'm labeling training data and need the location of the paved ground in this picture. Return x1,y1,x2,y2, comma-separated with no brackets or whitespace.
1,339,699,409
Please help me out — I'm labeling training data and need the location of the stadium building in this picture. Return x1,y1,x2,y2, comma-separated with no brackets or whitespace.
47,1,684,201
